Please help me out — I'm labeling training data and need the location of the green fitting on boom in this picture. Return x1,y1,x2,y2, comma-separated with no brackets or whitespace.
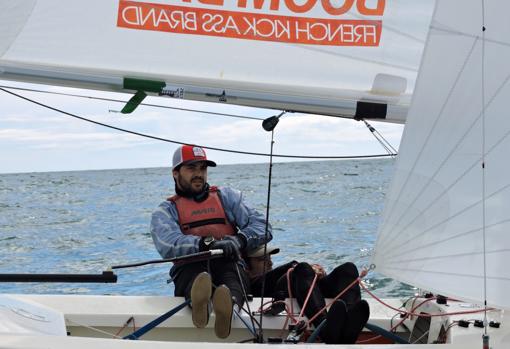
123,78,165,93
121,90,147,114
121,78,166,114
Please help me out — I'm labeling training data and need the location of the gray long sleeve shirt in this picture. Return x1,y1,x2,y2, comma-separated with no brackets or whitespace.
150,186,272,276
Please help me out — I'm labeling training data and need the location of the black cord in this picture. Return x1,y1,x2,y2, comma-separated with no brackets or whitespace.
0,87,397,159
0,84,264,121
234,262,259,341
257,127,277,343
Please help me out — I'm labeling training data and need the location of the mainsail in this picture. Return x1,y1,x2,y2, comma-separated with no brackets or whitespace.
0,0,433,122
373,0,510,309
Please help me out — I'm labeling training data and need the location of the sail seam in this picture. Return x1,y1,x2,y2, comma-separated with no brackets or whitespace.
351,10,426,44
385,248,510,265
379,36,479,229
382,266,510,281
378,69,510,253
0,1,38,58
298,46,418,73
380,216,510,261
381,177,510,259
431,26,510,48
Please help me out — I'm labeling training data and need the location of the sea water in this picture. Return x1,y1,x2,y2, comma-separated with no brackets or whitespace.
0,159,415,297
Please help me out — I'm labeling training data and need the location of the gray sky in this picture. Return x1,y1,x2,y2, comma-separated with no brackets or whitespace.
0,80,404,173
0,1,437,173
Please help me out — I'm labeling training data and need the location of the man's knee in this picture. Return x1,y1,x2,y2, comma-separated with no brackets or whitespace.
332,262,359,278
293,262,315,278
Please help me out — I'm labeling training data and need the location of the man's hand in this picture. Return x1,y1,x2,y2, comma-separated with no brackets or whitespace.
210,235,246,260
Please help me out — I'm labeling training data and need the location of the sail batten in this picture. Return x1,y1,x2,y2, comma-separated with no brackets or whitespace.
374,0,510,309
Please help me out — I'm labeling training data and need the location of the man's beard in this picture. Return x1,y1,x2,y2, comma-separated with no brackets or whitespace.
178,175,204,194
175,175,209,201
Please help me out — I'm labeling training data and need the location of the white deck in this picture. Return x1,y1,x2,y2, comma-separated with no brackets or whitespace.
0,294,507,348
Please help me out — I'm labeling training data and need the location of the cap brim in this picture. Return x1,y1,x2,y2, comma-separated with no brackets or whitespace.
175,159,216,170
189,159,216,167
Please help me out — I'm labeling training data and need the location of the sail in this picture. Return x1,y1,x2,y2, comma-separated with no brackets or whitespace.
373,0,510,309
0,0,433,122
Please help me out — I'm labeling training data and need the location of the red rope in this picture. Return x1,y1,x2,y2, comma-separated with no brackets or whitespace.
259,265,496,344
299,274,319,319
360,283,494,317
356,296,438,344
307,268,369,324
286,268,295,323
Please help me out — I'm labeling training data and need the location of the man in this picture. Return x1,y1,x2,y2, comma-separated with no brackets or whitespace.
247,246,369,344
150,145,272,339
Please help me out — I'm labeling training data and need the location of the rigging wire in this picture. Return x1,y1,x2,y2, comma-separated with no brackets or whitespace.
0,84,264,121
480,0,489,343
257,116,281,342
0,84,375,123
360,119,398,157
0,87,397,160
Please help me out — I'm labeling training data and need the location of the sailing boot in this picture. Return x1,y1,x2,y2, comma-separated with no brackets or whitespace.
212,284,233,339
190,272,212,328
320,299,348,344
267,290,286,315
339,299,370,344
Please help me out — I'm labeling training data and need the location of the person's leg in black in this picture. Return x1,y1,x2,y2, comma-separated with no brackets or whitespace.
318,262,369,344
289,262,326,327
173,262,212,329
290,262,350,344
210,259,250,308
339,299,370,344
209,259,251,338
320,299,348,344
318,262,361,307
262,274,289,315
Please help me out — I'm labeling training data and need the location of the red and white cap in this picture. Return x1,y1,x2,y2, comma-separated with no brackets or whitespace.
172,145,216,170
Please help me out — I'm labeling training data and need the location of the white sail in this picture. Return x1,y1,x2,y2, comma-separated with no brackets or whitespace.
373,0,510,309
0,0,434,122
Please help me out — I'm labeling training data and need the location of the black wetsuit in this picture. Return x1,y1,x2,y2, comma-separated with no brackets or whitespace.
174,258,250,308
250,261,369,344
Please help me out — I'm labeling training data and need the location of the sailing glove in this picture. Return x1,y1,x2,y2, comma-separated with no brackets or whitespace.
209,235,246,260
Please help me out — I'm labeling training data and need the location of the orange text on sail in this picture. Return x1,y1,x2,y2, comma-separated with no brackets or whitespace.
117,0,385,47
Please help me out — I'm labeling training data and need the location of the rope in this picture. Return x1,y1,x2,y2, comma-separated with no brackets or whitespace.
298,274,319,319
360,283,495,318
254,265,495,344
307,268,369,324
286,268,295,322
232,307,258,339
356,297,436,344
234,262,259,340
66,318,121,338
0,87,397,160
113,316,135,338
0,84,265,121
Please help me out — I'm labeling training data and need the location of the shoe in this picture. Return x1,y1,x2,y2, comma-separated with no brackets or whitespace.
212,285,233,339
320,299,348,344
265,301,285,315
340,299,370,344
191,272,212,328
